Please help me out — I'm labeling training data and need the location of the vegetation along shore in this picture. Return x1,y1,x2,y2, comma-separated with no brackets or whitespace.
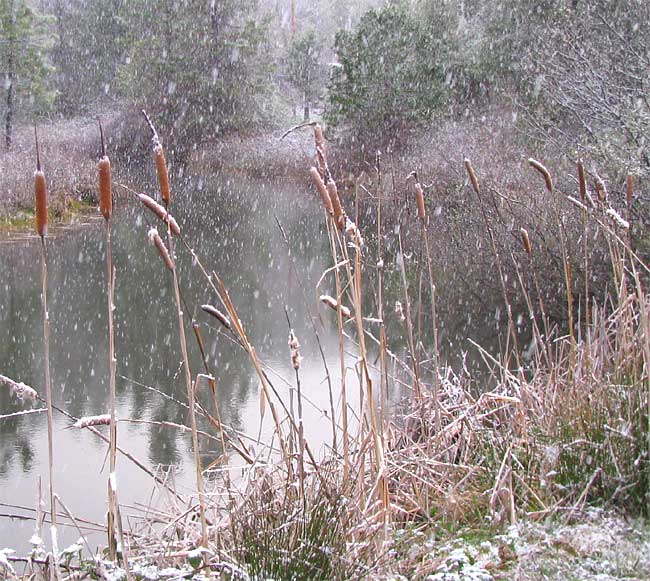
1,1,649,579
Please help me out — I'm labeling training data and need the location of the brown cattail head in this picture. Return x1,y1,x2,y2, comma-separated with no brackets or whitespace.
34,128,47,238
626,174,633,208
98,120,112,220
415,182,426,222
201,304,232,331
326,180,345,230
314,124,327,175
147,227,174,271
577,160,587,202
138,193,181,235
594,175,607,203
154,144,171,206
528,158,553,193
98,157,112,220
520,227,532,255
309,167,333,215
464,159,480,194
35,170,48,238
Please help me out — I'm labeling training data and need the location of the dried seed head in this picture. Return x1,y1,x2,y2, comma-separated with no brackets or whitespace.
520,228,532,255
577,160,587,202
310,167,333,215
34,170,48,238
528,158,553,193
98,156,112,220
288,330,302,370
394,301,405,322
138,193,181,235
464,159,480,194
326,180,345,230
72,414,112,428
320,294,351,318
0,374,38,401
345,218,364,248
314,124,327,175
34,128,47,238
415,182,426,222
154,143,171,206
594,175,607,202
201,304,232,331
148,227,174,271
605,208,629,230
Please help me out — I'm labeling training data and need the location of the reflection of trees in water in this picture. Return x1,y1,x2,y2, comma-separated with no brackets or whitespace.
0,176,356,477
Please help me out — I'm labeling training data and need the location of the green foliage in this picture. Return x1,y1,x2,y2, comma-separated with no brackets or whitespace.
230,485,369,580
118,0,272,159
51,0,130,115
327,2,449,142
0,0,54,117
286,30,323,104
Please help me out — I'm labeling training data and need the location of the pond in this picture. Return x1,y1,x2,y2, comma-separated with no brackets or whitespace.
0,172,517,555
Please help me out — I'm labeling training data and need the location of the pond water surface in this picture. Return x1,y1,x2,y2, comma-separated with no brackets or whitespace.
0,172,516,555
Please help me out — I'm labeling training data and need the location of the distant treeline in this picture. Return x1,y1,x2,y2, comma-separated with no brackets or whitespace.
1,0,648,175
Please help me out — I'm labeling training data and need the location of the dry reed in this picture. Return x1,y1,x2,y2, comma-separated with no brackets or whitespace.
34,127,61,581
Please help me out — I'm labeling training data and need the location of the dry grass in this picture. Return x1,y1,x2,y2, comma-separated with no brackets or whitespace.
3,114,649,580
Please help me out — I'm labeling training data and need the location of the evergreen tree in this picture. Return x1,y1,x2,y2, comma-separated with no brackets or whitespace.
0,0,53,148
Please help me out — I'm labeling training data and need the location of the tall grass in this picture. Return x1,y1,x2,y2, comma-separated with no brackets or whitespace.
5,118,649,580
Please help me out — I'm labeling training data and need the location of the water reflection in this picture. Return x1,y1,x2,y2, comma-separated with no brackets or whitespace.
0,173,521,553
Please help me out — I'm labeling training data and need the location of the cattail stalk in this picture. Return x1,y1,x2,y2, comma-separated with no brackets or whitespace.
309,167,333,216
142,110,171,207
34,128,60,580
98,124,132,577
626,174,633,248
143,114,208,546
528,159,575,349
375,152,389,439
326,179,345,230
465,159,521,370
415,180,441,432
578,161,591,361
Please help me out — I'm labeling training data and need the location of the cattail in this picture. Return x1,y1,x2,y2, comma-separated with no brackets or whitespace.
326,180,345,230
0,374,38,401
415,182,426,222
314,124,327,174
605,208,629,230
154,143,171,206
72,414,111,429
148,227,174,271
309,167,333,215
464,158,480,194
320,294,351,318
577,160,587,202
138,193,181,235
594,175,607,202
98,120,112,220
98,156,112,220
288,330,302,370
520,227,532,255
201,304,232,331
34,129,47,238
626,174,633,208
528,158,553,193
